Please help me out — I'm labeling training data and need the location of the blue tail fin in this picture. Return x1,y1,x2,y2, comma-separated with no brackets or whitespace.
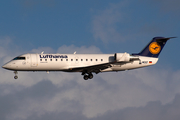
132,37,175,58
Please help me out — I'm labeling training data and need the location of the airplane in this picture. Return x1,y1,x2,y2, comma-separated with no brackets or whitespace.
2,37,175,80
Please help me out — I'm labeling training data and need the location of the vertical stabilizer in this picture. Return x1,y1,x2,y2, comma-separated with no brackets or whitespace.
132,37,175,58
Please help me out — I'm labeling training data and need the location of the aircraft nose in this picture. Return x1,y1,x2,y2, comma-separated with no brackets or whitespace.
2,64,7,69
2,63,10,69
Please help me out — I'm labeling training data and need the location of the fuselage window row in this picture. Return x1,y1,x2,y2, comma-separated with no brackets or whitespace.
40,59,104,62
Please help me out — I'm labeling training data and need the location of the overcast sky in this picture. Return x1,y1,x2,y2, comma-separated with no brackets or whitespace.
1,0,180,120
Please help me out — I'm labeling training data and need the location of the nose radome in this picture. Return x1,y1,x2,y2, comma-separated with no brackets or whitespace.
2,64,7,69
2,64,10,69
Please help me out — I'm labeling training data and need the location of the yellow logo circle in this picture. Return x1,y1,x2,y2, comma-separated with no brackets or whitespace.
149,42,161,54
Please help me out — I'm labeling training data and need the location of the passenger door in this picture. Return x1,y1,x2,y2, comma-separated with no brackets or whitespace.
30,54,38,67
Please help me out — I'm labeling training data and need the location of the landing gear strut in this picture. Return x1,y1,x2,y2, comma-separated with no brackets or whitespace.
14,71,18,79
83,73,93,80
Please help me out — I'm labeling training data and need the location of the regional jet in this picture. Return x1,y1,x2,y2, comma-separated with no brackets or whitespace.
2,37,174,80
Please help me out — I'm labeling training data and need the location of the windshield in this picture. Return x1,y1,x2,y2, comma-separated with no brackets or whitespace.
13,57,26,60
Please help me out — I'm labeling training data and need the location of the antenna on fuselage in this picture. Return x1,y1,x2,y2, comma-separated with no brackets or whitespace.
41,51,44,54
74,51,76,54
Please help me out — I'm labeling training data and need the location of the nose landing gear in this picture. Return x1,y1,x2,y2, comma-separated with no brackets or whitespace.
14,71,18,79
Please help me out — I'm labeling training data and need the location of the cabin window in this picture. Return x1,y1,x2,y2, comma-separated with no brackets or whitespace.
76,59,78,61
71,59,73,61
50,59,52,61
56,59,58,61
61,59,63,61
66,59,68,61
40,59,42,61
91,59,92,61
96,59,98,61
86,59,88,61
81,59,83,61
101,59,103,61
45,59,47,61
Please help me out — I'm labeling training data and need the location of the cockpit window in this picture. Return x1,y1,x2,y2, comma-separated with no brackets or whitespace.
13,57,26,60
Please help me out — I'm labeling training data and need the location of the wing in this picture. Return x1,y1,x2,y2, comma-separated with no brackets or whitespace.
66,62,127,74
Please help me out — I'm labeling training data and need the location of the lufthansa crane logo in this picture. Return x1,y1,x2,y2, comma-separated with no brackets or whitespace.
149,42,161,54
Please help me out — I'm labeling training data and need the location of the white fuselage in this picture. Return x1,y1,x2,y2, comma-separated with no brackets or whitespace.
2,53,158,72
2,36,172,80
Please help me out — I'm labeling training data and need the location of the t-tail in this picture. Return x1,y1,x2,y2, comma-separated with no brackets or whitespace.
132,37,176,58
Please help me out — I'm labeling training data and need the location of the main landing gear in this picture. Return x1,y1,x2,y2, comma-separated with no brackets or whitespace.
82,73,93,80
14,71,18,79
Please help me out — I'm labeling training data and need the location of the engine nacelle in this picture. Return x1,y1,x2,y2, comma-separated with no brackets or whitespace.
114,52,130,62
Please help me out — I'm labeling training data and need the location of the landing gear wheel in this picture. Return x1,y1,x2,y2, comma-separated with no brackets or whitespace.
83,75,89,80
14,71,18,79
88,74,93,79
14,76,18,79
